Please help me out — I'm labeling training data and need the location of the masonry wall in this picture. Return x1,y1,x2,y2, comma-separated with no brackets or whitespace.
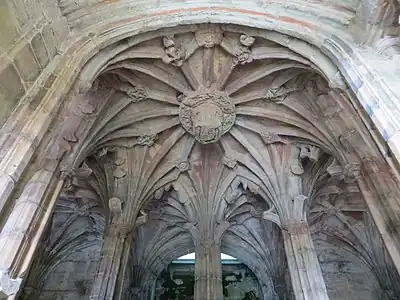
0,0,69,127
315,240,384,300
38,245,101,300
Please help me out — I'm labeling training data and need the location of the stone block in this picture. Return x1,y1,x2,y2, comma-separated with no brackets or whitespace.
13,42,41,82
0,59,25,125
29,86,48,110
0,173,15,215
31,32,49,69
0,3,20,52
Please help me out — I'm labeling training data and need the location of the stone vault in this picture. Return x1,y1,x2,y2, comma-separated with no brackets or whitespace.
0,1,400,300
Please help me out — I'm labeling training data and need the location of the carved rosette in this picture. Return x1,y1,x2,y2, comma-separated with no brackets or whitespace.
195,26,223,48
178,88,236,144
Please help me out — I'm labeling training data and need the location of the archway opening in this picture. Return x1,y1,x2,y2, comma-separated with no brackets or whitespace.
155,253,262,300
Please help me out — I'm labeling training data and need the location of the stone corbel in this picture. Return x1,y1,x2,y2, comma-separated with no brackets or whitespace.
327,158,344,178
299,145,321,162
344,163,362,183
60,162,92,194
290,144,322,175
289,146,304,175
326,158,362,183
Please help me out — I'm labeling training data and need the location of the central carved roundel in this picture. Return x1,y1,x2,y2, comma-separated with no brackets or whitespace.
179,88,236,144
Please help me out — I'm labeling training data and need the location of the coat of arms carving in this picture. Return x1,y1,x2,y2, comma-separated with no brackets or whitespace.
178,87,236,144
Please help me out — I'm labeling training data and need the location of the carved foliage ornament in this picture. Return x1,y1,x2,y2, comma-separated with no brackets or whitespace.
178,87,236,144
137,134,158,146
162,35,186,67
265,85,303,103
261,132,283,144
116,82,147,102
234,34,256,65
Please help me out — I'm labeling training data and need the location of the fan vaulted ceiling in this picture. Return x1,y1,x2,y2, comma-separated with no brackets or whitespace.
68,24,373,218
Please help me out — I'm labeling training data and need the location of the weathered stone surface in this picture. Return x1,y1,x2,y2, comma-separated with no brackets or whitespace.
31,33,49,69
0,3,20,52
41,23,58,58
0,2,399,300
0,59,25,125
13,42,41,82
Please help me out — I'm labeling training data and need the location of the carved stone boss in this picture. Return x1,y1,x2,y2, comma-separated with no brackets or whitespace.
178,87,236,144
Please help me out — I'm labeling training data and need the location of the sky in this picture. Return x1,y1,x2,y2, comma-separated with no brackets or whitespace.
177,253,237,260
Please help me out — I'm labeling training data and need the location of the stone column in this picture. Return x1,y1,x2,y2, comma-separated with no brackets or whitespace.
194,239,223,300
355,166,400,272
282,220,329,300
0,167,64,299
138,274,157,300
89,222,132,300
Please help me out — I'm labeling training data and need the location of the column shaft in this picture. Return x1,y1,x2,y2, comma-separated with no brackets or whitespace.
283,222,329,300
89,224,132,300
0,169,62,299
356,176,400,272
194,241,223,300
